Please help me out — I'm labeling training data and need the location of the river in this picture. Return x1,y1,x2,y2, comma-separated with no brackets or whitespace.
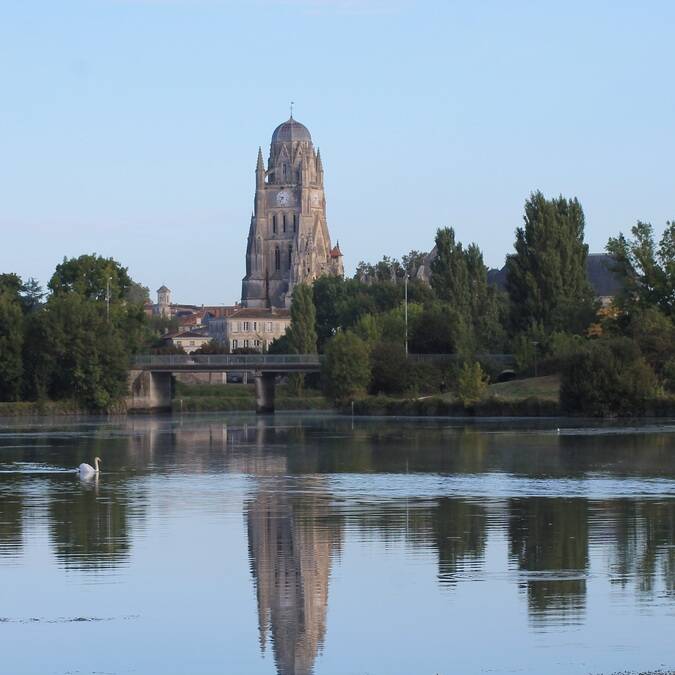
0,414,673,675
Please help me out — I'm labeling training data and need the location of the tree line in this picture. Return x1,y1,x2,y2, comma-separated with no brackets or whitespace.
0,255,152,409
284,191,675,414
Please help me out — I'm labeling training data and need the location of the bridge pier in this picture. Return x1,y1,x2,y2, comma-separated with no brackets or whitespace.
127,370,173,413
254,372,276,414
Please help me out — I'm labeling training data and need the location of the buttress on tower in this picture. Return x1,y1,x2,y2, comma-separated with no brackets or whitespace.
241,117,344,309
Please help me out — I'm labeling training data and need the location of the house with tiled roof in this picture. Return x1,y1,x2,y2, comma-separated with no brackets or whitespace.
208,307,291,352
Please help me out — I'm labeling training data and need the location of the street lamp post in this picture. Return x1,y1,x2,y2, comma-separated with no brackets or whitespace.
106,277,112,322
404,273,409,357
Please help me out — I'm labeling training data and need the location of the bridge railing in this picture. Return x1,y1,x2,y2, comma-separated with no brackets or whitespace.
132,354,324,368
132,353,515,369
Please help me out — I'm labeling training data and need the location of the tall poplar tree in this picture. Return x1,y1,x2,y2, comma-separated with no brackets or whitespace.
287,283,318,394
505,191,595,333
288,283,318,354
430,227,504,350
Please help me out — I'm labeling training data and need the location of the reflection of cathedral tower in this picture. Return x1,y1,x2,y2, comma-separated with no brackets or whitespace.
241,117,344,309
247,479,342,675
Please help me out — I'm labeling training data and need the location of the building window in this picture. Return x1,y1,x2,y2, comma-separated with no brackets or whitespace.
253,321,257,331
288,245,292,269
272,215,277,234
243,321,250,331
275,246,280,271
254,339,260,348
296,170,300,182
282,214,286,232
293,214,297,232
266,321,273,331
244,339,249,348
283,164,287,179
232,339,238,349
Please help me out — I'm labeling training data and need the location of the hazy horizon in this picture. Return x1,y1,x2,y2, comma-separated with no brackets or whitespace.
2,0,674,305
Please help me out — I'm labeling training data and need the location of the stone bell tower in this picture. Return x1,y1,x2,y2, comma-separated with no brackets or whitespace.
241,116,344,308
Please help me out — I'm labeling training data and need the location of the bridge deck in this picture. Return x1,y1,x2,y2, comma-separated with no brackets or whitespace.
132,354,323,372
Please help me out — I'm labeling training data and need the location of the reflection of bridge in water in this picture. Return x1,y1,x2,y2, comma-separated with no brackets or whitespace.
127,354,323,413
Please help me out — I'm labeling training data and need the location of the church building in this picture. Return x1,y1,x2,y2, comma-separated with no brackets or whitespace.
241,116,343,309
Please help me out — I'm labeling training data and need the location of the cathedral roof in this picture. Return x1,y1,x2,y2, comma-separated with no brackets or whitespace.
271,117,312,144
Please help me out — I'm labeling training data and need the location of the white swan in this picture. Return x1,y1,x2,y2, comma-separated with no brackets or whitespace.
77,457,101,478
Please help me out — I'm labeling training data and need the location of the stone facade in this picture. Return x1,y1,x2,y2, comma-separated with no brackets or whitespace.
209,307,290,352
241,117,343,309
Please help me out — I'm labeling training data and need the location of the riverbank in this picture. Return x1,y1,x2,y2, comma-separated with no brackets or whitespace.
2,376,674,417
172,382,332,413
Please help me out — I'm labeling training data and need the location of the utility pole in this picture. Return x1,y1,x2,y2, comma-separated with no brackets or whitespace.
404,273,409,357
106,277,112,322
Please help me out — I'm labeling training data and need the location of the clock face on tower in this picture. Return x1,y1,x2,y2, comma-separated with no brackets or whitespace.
276,190,291,207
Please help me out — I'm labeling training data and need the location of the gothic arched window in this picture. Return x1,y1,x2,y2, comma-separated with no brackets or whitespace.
282,214,287,233
293,214,297,232
288,245,293,269
272,215,277,234
275,246,281,271
283,164,287,180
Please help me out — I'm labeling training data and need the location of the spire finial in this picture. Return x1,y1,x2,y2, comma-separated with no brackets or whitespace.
290,101,294,119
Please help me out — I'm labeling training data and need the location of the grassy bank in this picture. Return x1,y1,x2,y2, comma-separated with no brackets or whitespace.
345,375,675,417
0,399,124,416
172,382,331,412
348,394,560,417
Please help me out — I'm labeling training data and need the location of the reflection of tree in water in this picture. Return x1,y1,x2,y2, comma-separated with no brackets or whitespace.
598,499,675,597
340,497,488,588
508,498,588,624
0,482,23,558
48,479,132,570
433,498,487,585
247,477,342,675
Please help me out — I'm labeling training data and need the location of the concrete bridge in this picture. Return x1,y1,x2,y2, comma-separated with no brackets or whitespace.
127,354,323,414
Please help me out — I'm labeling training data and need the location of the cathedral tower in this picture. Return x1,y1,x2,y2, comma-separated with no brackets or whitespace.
241,117,344,308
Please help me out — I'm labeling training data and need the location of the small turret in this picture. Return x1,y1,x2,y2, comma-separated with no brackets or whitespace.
316,148,324,184
256,147,265,187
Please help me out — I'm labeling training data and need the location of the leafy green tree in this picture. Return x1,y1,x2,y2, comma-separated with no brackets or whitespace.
19,278,45,314
287,284,317,394
409,302,470,355
313,275,348,349
607,220,675,317
125,281,150,305
402,250,426,277
560,338,658,416
30,293,129,409
456,362,489,406
370,341,408,395
430,228,504,350
430,228,470,313
506,192,595,334
0,289,24,401
49,254,133,302
322,332,371,403
352,313,381,346
267,332,291,354
192,339,230,354
288,283,317,354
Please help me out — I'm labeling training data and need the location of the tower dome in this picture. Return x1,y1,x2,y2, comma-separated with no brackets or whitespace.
271,118,312,144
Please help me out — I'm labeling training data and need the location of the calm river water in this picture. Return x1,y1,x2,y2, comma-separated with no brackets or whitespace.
0,414,674,675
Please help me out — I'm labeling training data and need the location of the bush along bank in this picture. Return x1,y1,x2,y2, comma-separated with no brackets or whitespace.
344,395,561,417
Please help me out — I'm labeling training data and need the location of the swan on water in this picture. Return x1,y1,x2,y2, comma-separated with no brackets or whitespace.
77,457,101,478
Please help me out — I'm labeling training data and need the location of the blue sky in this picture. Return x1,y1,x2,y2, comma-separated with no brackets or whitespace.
1,0,673,305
